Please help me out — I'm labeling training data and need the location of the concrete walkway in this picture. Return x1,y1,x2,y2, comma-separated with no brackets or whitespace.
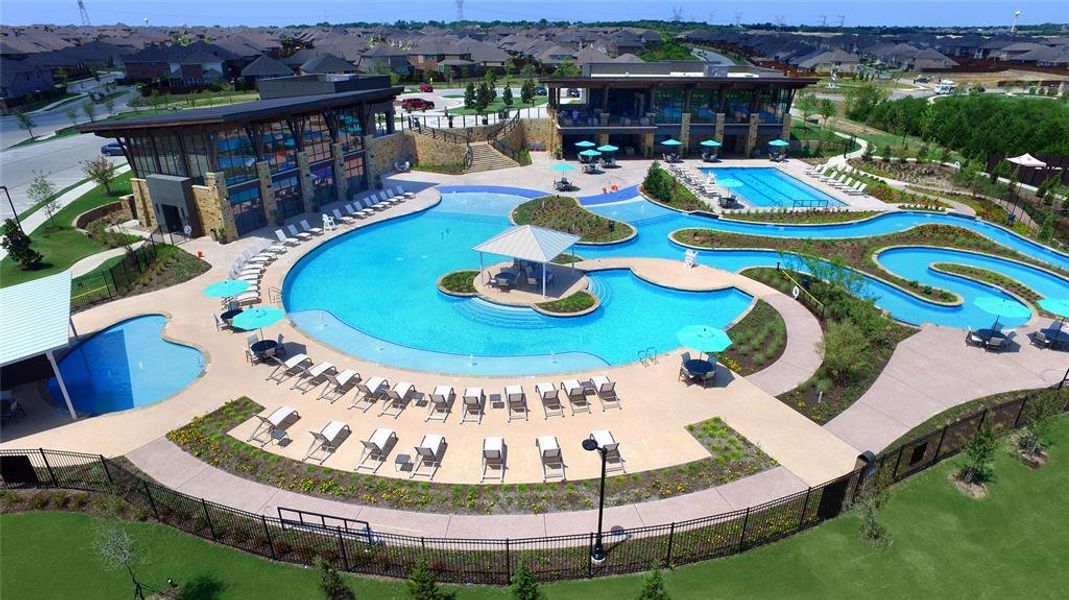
68,240,145,277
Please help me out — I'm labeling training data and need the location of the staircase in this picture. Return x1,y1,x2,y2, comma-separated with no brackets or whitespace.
465,142,519,173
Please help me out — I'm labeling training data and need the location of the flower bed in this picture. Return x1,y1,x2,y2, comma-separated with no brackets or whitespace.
535,290,597,315
511,196,633,243
719,300,786,375
641,162,705,212
722,209,882,225
166,398,776,515
930,262,1056,319
437,270,478,295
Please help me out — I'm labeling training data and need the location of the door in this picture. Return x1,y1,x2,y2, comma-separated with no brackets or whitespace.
160,204,183,233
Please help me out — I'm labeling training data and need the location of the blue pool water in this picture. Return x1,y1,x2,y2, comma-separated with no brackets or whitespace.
284,188,1069,375
48,315,205,414
702,167,845,208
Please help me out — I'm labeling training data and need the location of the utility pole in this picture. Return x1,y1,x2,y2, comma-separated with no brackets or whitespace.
77,0,91,26
455,0,465,22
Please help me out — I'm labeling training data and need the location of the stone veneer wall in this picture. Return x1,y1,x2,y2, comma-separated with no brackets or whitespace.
497,119,528,158
523,118,553,153
191,171,234,241
745,114,760,157
365,132,414,187
129,178,157,229
331,143,348,202
780,114,792,142
401,131,464,170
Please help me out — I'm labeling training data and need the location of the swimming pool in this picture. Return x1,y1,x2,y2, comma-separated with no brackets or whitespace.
48,315,205,415
702,167,845,208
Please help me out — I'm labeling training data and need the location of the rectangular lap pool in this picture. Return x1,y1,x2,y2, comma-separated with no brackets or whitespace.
702,167,845,208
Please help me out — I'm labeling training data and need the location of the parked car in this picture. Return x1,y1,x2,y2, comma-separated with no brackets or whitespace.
419,83,434,93
400,98,435,111
567,88,581,98
100,141,124,156
534,85,547,96
913,76,930,84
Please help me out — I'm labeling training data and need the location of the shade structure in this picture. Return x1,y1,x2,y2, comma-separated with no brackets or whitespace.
575,140,596,148
676,325,733,354
974,296,1031,330
1037,298,1069,318
596,144,619,152
1006,153,1046,169
203,279,251,298
661,139,682,147
768,139,790,147
551,163,576,172
473,224,581,264
232,306,285,331
700,139,722,148
578,149,602,158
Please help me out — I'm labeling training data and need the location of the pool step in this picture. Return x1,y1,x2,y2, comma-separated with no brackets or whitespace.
451,298,550,329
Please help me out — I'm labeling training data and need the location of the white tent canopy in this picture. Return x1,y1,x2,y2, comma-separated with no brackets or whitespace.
1006,153,1047,169
0,272,78,419
473,225,581,297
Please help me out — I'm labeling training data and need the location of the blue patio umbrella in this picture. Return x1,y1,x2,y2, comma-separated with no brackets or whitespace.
203,279,250,298
1038,298,1069,328
676,325,733,355
551,163,576,172
575,140,596,148
232,306,285,332
974,296,1031,330
700,139,722,148
768,139,790,147
661,139,683,147
578,149,602,157
596,144,619,153
718,178,743,188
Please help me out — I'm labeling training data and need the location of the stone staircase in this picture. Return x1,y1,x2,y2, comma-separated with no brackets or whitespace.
465,142,519,173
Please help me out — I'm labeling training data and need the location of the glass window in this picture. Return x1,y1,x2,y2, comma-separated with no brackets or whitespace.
217,126,258,186
310,162,336,206
183,132,213,183
126,134,158,178
756,88,789,124
272,172,303,218
228,183,266,235
342,153,366,198
724,89,755,123
335,107,364,154
653,88,684,123
299,113,333,163
688,88,720,123
155,134,186,177
262,119,298,174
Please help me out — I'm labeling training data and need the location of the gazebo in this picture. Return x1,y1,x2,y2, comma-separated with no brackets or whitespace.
1006,153,1047,169
0,272,79,419
473,225,581,297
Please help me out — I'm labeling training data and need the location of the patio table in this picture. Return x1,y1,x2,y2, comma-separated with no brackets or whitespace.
221,308,243,325
250,339,278,356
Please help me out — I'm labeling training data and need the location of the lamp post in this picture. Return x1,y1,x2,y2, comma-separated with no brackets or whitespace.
582,436,608,564
0,186,22,233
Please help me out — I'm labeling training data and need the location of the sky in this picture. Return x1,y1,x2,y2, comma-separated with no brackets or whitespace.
1,0,1066,28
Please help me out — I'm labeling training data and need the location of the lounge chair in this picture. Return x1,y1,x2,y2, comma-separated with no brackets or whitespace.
290,361,336,393
354,199,375,218
275,229,300,247
965,327,985,347
304,420,351,464
398,185,415,199
299,219,323,236
317,369,360,403
344,203,364,221
505,385,528,422
590,375,620,410
356,427,397,473
287,224,312,242
379,381,414,418
213,313,229,331
350,376,388,412
248,405,299,446
535,382,564,419
266,354,312,383
427,386,454,422
591,430,625,472
1,392,26,424
481,437,506,482
411,434,446,479
537,435,566,481
333,208,356,225
985,330,1016,352
462,387,485,423
561,379,591,415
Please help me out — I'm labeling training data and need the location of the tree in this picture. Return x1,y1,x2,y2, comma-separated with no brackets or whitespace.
642,161,673,201
27,171,59,229
817,98,836,129
636,565,671,600
82,98,97,123
843,82,888,122
509,564,543,600
794,92,817,129
959,425,997,484
96,523,148,600
504,58,517,81
817,320,870,384
1038,211,1055,242
65,106,79,126
484,68,497,90
104,98,116,115
14,109,36,140
55,67,69,83
552,59,579,77
82,156,119,195
520,63,536,79
502,85,514,107
463,81,476,110
315,557,356,600
405,559,455,600
441,65,454,83
1,219,43,270
475,82,492,113
520,79,535,105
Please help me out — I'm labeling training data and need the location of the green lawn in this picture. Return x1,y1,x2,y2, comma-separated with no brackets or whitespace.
1,172,133,287
446,96,547,115
4,415,1067,599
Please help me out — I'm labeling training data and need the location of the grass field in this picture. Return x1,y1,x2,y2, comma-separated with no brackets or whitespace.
447,96,547,115
3,415,1067,599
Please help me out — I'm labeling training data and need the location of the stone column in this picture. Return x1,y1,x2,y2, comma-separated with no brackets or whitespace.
204,171,237,241
332,142,348,202
745,113,760,158
715,113,726,143
780,113,792,142
680,112,691,156
256,161,276,223
596,133,609,146
296,151,315,213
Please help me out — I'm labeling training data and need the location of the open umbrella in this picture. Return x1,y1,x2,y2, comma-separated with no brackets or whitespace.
575,140,596,148
232,306,285,332
596,144,619,153
974,296,1031,330
700,139,722,148
768,139,789,147
1038,298,1069,329
551,163,576,172
203,279,250,298
578,149,602,158
661,139,682,147
676,325,733,355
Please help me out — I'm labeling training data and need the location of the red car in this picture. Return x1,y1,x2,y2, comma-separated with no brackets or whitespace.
401,98,435,111
419,83,434,92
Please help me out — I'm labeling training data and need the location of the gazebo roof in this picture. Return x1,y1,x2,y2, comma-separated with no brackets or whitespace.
473,224,581,263
1007,153,1046,168
0,272,72,367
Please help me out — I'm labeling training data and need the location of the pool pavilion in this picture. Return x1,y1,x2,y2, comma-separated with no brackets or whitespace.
474,224,582,298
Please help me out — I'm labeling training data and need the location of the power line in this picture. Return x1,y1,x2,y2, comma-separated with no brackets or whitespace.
77,0,91,26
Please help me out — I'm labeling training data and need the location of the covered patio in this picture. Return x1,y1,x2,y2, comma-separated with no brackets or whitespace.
473,224,582,299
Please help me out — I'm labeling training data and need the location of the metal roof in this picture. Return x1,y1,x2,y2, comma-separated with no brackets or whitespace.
0,272,72,367
473,225,581,263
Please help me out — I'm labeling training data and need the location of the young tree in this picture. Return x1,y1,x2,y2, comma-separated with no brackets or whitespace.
14,109,37,140
96,523,148,600
82,155,119,195
65,106,79,126
405,559,455,600
1,219,43,270
509,563,543,600
475,81,492,113
315,557,356,600
854,478,889,548
520,79,535,105
636,565,671,600
817,97,836,129
794,92,817,129
959,425,997,485
81,98,97,123
504,58,517,81
441,65,454,83
520,63,536,79
27,171,59,229
502,85,514,107
463,81,476,110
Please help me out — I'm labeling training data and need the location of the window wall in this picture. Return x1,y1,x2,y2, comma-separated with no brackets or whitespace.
228,183,266,235
687,88,721,123
756,88,790,123
263,119,298,174
154,134,186,177
300,113,333,163
335,107,364,154
272,172,303,219
217,126,258,186
182,132,214,183
653,88,684,123
724,88,755,123
343,153,366,198
126,134,158,178
310,162,336,207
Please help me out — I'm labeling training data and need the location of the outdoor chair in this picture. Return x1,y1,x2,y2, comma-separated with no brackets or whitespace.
481,437,507,482
535,382,564,419
290,361,337,393
590,375,620,410
299,219,323,236
462,387,485,423
356,428,397,473
351,376,389,412
379,381,415,418
286,224,312,242
427,386,454,422
506,385,528,422
561,379,591,415
304,420,351,464
591,430,625,473
275,333,287,357
266,354,312,384
275,229,300,246
1,393,27,424
411,434,446,479
248,405,299,446
537,435,566,482
965,327,985,347
213,313,229,331
317,369,360,403
333,208,356,225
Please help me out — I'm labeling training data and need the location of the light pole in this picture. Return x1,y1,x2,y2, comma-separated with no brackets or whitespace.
0,186,22,233
582,436,608,564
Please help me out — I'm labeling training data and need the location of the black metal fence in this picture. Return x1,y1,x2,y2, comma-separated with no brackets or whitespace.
2,388,1065,584
70,238,160,310
399,106,544,131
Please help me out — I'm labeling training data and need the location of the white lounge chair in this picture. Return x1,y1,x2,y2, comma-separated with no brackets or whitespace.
411,434,445,479
317,369,360,403
356,198,377,216
506,385,528,422
351,376,389,412
275,229,300,246
266,354,312,383
535,382,564,419
537,435,566,481
333,208,356,225
379,381,414,418
304,420,351,464
356,428,397,473
248,406,299,446
462,387,484,423
287,223,312,241
590,375,620,410
561,379,591,415
427,386,453,422
398,185,416,199
290,361,336,393
591,429,625,472
299,219,323,236
344,203,365,220
481,437,506,482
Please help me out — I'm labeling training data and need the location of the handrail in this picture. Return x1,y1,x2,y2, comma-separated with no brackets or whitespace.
775,266,827,319
488,111,523,163
407,115,467,145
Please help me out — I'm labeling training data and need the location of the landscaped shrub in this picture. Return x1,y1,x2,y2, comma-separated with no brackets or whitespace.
958,426,998,485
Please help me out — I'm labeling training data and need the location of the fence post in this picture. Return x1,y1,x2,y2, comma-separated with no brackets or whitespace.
1012,395,1029,428
977,408,988,431
201,499,217,540
39,448,57,486
798,487,813,530
262,515,277,560
337,529,349,571
737,507,751,552
99,454,114,487
665,522,676,566
891,444,906,480
587,532,595,577
142,480,161,520
504,538,511,585
933,425,949,462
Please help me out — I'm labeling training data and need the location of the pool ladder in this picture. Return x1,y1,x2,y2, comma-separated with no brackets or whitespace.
636,346,658,367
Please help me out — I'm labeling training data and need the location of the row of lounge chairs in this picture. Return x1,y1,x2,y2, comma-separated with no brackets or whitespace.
805,164,868,196
249,404,623,481
272,187,415,247
221,240,290,307
667,164,733,209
